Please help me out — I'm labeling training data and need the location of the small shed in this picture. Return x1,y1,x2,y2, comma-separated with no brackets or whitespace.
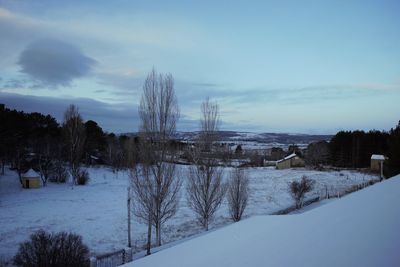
370,154,387,175
276,153,305,170
22,169,41,188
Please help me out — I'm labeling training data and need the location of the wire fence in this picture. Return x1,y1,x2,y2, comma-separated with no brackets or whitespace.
90,248,132,267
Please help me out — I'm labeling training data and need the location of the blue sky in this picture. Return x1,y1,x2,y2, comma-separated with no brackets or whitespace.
0,0,399,133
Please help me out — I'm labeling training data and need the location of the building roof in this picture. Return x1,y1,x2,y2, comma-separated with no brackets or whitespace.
371,154,385,160
277,153,297,163
22,168,39,178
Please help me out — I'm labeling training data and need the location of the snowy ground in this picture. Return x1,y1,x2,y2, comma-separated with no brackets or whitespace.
126,175,400,267
0,165,379,264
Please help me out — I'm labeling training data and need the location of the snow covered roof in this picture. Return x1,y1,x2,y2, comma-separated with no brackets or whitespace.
22,168,39,178
125,175,400,267
277,153,297,163
371,154,385,160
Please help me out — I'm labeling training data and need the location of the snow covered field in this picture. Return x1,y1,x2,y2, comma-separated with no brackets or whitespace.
127,175,400,267
0,165,378,263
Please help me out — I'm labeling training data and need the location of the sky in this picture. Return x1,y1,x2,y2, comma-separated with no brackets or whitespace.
0,0,399,134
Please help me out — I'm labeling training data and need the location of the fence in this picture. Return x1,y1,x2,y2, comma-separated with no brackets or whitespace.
318,179,380,200
273,179,381,215
90,248,133,267
272,197,320,215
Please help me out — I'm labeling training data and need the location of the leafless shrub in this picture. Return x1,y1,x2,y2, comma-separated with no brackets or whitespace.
50,160,68,183
288,175,315,209
76,169,89,185
13,230,89,267
227,168,249,222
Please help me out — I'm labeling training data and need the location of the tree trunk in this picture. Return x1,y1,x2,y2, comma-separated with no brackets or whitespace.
1,159,4,175
156,222,161,246
127,187,131,248
146,215,152,255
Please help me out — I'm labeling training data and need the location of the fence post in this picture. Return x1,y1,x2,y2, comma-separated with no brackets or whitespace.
125,247,133,263
89,257,97,267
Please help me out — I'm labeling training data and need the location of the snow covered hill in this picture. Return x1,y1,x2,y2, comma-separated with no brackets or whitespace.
124,175,400,267
174,131,331,144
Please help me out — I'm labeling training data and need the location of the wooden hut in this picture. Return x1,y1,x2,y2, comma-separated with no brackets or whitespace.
22,169,41,188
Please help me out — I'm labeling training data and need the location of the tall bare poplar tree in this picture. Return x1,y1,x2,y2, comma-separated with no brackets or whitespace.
187,98,227,231
130,68,181,251
227,168,249,222
62,104,86,185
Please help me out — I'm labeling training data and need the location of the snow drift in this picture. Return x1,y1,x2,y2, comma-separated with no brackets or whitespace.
125,175,400,267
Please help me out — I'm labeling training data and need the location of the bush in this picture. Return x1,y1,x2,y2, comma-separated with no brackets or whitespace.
77,169,89,185
50,161,68,183
13,230,89,267
289,175,315,209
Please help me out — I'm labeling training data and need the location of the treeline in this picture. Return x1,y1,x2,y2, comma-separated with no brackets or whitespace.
1,105,400,178
0,106,139,178
329,122,400,176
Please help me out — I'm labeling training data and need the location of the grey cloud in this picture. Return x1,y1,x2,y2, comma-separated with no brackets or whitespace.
191,82,223,88
183,84,387,107
18,39,96,87
1,77,45,90
96,71,142,92
0,92,200,133
0,92,138,133
0,8,45,67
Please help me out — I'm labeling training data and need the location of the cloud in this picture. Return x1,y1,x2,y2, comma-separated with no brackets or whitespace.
0,8,50,68
17,39,96,87
0,92,138,133
95,69,143,93
0,92,200,133
191,82,223,88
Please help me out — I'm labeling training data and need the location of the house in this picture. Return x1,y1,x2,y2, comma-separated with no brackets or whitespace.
276,153,305,169
21,169,41,188
370,154,387,178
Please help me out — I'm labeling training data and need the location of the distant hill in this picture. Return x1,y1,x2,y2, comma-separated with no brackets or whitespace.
123,131,332,145
175,131,332,145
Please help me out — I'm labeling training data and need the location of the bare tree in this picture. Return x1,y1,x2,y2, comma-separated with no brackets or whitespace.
36,136,58,187
130,68,181,250
227,168,249,222
130,165,154,255
62,105,86,185
187,98,227,231
106,135,125,172
306,140,330,168
288,175,315,209
198,97,219,151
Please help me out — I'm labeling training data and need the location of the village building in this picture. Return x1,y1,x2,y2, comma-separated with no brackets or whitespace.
276,153,305,169
21,169,41,189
